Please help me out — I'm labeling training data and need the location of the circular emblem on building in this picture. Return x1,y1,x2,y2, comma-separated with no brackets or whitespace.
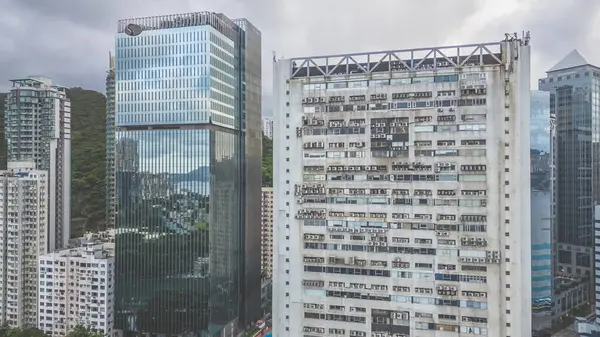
124,24,143,36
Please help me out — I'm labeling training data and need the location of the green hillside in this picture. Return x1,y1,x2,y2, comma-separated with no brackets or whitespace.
68,88,107,236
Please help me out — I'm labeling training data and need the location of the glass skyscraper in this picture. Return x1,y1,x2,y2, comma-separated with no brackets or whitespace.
540,51,599,275
112,12,262,336
539,50,600,323
530,90,553,330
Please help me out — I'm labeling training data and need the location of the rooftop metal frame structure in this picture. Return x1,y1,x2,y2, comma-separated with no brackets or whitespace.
117,12,241,41
9,77,67,90
287,42,505,78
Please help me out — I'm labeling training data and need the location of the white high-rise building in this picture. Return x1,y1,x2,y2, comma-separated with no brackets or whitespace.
0,161,48,327
263,117,274,139
38,241,115,337
273,35,532,337
5,77,71,251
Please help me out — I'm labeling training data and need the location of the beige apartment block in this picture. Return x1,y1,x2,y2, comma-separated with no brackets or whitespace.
261,187,274,278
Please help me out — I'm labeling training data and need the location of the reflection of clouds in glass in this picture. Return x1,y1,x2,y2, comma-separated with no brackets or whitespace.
115,24,214,127
530,90,550,153
141,152,208,174
116,129,210,174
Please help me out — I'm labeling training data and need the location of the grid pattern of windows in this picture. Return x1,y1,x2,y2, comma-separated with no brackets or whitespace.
115,27,236,128
112,12,263,336
274,38,532,337
5,77,71,251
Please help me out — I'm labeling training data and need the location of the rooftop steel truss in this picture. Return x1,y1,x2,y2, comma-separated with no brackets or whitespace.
289,42,504,78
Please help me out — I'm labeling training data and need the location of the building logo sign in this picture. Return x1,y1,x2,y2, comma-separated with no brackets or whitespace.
124,24,143,36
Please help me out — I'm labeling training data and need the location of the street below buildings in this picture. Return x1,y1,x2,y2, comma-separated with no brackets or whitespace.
552,325,578,337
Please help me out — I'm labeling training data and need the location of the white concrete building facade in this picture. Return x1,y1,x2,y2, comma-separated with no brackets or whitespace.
263,117,274,139
0,161,48,327
37,242,115,337
272,35,532,337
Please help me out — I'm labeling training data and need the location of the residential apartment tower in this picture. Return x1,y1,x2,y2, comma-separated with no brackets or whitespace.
106,53,116,230
4,77,71,251
0,162,48,327
38,241,115,337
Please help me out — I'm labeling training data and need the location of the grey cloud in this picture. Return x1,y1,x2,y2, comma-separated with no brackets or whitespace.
0,0,598,97
448,0,600,80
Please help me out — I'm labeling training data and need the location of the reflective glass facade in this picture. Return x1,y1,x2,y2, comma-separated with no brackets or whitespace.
540,63,600,269
113,13,261,336
530,91,552,320
540,56,600,327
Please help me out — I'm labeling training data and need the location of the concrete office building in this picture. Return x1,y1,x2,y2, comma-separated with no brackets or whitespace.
4,76,71,251
0,162,48,327
273,34,532,337
113,12,262,336
38,241,115,337
539,50,600,319
261,187,274,278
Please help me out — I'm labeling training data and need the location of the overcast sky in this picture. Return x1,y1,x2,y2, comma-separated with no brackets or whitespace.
1,0,598,101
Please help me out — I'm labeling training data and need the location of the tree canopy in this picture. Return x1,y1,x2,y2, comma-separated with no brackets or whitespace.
0,324,103,337
262,134,273,187
0,325,47,337
66,325,105,337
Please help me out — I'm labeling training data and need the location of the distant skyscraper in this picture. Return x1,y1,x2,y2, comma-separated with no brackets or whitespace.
539,49,599,321
263,117,273,139
575,205,600,335
106,53,116,230
596,206,600,327
4,76,71,251
113,12,262,336
0,162,48,328
261,187,273,278
530,90,553,330
273,35,532,337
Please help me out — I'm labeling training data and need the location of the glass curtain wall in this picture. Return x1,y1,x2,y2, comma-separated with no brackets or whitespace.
114,14,243,336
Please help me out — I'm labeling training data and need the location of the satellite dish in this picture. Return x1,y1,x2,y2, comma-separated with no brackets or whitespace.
124,24,143,37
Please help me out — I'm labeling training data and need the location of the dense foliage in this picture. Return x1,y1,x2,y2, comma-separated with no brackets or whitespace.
66,325,105,337
0,323,102,336
262,134,273,187
68,88,107,236
0,325,48,337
